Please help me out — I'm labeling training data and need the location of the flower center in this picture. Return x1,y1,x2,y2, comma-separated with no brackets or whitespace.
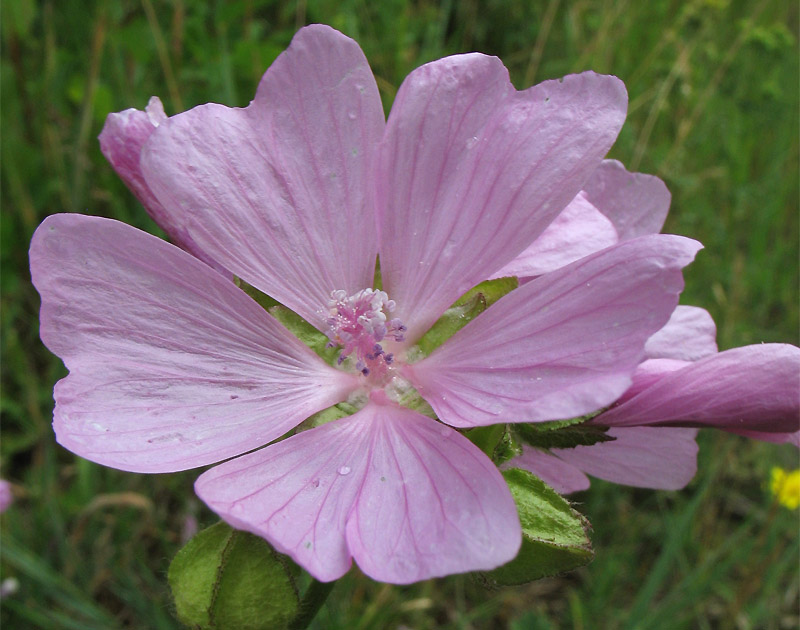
323,288,407,377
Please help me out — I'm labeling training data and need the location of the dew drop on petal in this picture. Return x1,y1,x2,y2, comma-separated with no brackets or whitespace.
337,466,351,476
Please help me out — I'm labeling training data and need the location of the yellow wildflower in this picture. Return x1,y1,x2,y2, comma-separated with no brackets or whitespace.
770,467,800,510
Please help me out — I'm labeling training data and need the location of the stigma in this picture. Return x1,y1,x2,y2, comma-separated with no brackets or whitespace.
323,288,406,377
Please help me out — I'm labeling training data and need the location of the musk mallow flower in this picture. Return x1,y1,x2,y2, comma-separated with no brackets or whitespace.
31,24,703,584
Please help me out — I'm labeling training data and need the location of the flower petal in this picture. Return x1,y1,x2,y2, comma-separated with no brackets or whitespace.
30,214,357,473
727,429,800,447
195,411,370,582
504,448,590,495
99,97,224,270
141,25,384,328
596,344,800,433
489,192,618,279
611,358,690,404
405,235,701,427
553,427,699,490
345,403,521,583
195,402,521,584
644,305,718,361
377,60,627,341
583,159,671,240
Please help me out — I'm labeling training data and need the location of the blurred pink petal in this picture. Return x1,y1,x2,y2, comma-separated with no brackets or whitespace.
553,427,699,490
141,25,384,329
196,401,519,583
727,429,800,446
0,480,12,513
490,192,618,279
31,214,357,473
406,235,701,427
377,64,627,341
597,344,800,435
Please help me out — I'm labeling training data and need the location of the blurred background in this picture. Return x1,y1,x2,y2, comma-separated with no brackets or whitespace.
1,0,798,628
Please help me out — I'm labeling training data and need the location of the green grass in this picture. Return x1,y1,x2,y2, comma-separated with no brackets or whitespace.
1,0,798,628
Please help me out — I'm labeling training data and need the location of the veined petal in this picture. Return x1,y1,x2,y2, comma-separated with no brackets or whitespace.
583,159,671,240
345,402,520,583
504,448,590,495
596,344,800,433
405,235,701,427
489,192,618,279
377,59,627,341
610,358,690,405
99,97,223,270
196,401,520,584
141,25,384,328
30,214,357,473
553,427,699,490
644,305,718,361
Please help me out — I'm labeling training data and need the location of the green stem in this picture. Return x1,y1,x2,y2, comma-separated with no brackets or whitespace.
288,578,336,630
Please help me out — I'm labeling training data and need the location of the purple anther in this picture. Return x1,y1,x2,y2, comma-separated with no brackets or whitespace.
385,354,394,364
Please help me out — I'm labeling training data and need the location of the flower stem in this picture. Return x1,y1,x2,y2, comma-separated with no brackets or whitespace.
288,578,336,630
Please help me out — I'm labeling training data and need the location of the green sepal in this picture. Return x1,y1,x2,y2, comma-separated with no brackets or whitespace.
465,424,521,465
485,469,593,586
268,305,340,364
413,277,518,356
514,421,615,450
168,521,300,630
235,277,281,311
302,400,359,429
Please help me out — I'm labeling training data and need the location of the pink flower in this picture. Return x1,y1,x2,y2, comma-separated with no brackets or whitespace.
510,305,800,494
31,25,702,583
0,480,12,514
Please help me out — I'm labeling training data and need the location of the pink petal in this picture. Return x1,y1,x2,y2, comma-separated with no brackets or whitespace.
644,305,718,361
553,427,699,490
140,25,384,328
377,60,627,342
99,98,224,271
611,358,690,404
30,214,357,473
489,192,618,279
346,403,520,583
583,159,671,240
504,448,590,495
727,429,800,447
405,235,702,427
0,480,12,514
597,344,800,434
195,401,520,584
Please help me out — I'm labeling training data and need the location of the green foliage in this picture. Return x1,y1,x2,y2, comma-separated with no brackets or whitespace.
486,469,593,586
169,522,300,630
515,421,615,450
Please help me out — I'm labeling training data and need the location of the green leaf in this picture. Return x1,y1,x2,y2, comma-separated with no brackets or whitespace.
413,277,518,356
486,469,593,586
169,522,300,630
515,421,615,450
